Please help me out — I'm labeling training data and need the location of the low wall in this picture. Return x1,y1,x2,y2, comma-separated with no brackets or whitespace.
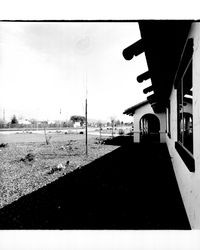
166,135,200,229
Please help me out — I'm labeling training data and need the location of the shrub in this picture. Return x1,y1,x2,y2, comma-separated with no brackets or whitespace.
118,129,124,135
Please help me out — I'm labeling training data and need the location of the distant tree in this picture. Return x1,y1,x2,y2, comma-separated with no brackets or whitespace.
97,121,102,140
110,117,116,138
29,119,38,129
53,120,61,128
0,118,5,128
66,120,73,127
11,115,18,127
106,122,111,127
70,115,86,126
115,120,121,126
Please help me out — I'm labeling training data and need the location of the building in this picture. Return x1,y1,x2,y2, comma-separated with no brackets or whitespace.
73,121,81,128
123,21,200,229
18,119,32,128
123,100,166,143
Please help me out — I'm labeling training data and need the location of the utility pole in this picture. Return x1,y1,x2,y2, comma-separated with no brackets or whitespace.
60,108,62,131
3,108,5,128
85,96,88,156
99,122,102,141
3,108,5,122
85,72,88,156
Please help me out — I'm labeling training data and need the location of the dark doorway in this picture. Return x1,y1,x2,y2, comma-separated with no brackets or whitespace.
140,114,160,143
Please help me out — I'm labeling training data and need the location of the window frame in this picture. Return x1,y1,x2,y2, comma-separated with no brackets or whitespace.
175,38,194,172
166,102,171,138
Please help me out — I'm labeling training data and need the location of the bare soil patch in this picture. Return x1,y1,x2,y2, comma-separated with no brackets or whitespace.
0,134,118,208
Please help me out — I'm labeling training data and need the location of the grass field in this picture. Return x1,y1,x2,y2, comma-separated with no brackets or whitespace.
0,132,118,209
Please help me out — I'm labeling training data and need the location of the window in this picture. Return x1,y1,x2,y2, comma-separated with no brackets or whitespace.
175,38,194,172
166,102,171,137
177,59,193,154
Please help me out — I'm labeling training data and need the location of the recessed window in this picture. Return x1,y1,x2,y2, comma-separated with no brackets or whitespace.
177,59,193,154
166,103,171,137
174,38,194,172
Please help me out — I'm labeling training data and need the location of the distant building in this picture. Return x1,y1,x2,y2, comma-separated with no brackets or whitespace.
18,119,31,125
123,100,166,143
73,121,81,128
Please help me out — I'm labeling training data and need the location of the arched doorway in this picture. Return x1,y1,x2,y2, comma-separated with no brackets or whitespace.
139,114,160,143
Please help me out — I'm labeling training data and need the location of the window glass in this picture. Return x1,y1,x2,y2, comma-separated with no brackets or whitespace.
177,60,193,154
166,104,171,135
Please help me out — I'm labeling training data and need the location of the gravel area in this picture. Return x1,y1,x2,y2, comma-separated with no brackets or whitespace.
0,135,118,208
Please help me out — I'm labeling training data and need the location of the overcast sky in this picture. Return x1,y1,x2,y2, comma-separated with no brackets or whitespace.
0,22,150,122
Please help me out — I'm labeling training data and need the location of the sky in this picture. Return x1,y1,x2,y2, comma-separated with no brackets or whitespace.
0,22,151,123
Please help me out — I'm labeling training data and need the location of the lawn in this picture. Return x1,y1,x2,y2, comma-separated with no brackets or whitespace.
0,132,118,209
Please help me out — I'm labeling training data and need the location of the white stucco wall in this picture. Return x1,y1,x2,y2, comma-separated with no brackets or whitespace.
166,22,200,229
133,103,166,143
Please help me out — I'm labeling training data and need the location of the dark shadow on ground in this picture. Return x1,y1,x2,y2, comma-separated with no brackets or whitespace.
0,143,190,229
103,135,134,146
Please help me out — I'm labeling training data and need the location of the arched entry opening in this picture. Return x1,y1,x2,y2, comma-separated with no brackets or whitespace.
139,114,160,143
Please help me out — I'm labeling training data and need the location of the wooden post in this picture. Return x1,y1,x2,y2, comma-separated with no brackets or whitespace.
3,108,5,128
85,71,88,156
111,120,114,138
85,97,88,156
99,123,102,141
59,108,62,131
3,108,5,122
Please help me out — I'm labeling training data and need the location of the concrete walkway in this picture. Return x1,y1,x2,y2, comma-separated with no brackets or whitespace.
0,140,191,229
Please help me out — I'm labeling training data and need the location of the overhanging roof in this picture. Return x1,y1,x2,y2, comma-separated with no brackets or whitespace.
122,39,144,60
122,21,192,113
137,71,151,83
123,100,148,116
138,20,192,112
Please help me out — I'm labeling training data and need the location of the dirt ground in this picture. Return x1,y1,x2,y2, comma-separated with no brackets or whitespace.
0,133,118,208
